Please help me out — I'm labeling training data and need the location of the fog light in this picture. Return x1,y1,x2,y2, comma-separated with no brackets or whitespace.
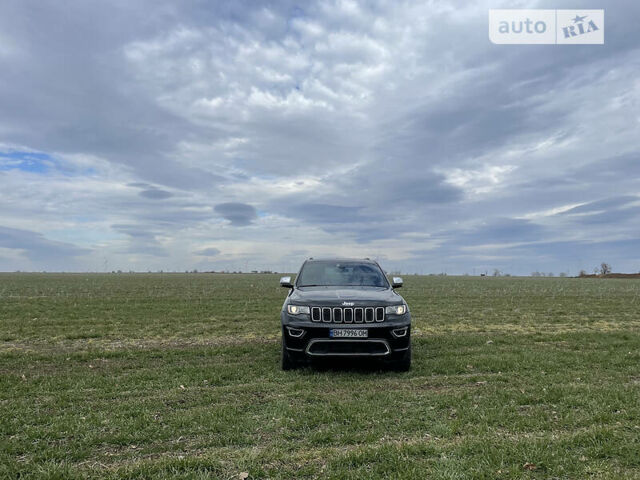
287,327,305,338
392,327,408,338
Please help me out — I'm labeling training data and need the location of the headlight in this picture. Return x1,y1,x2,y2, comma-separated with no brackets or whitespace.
385,305,407,315
287,305,310,315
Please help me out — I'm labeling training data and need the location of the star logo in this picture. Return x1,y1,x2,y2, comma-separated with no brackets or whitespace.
572,14,588,23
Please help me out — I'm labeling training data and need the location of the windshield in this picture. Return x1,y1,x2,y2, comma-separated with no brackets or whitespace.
297,261,389,287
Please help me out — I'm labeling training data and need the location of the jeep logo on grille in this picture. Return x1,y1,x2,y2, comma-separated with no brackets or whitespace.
342,301,354,306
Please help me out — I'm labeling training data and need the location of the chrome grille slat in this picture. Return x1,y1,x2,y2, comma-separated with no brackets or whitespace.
365,307,374,323
305,306,386,323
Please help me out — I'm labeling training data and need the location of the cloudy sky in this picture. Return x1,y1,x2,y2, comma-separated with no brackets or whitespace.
1,0,639,274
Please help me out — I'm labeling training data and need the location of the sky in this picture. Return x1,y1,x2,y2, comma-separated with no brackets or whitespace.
0,0,639,275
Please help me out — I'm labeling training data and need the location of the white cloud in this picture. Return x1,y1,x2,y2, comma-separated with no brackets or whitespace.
441,165,517,196
1,0,639,273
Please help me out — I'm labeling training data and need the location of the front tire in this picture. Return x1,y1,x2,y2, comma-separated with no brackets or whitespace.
391,344,411,372
281,337,300,370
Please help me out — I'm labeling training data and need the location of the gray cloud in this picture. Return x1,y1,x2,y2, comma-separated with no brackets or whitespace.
283,204,369,224
111,224,168,257
1,1,639,273
459,218,546,246
0,225,90,261
194,247,220,256
214,202,257,226
563,206,640,227
139,188,173,200
112,224,155,239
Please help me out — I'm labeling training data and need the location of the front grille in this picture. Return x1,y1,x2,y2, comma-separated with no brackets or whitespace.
311,306,385,323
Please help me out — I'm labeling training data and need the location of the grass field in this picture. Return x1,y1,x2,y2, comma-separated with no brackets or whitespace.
1,273,639,479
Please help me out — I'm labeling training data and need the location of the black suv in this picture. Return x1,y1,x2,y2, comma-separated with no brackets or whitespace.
280,258,411,370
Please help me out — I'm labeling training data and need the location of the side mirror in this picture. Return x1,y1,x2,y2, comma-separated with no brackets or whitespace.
280,276,293,288
392,276,403,288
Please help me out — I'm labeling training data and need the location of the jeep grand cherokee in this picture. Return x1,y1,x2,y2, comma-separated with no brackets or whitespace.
280,258,411,370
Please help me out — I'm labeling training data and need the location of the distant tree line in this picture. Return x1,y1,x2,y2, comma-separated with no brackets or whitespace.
531,271,561,277
579,263,612,277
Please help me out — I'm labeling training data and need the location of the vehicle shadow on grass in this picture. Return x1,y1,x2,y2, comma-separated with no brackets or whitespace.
295,358,411,374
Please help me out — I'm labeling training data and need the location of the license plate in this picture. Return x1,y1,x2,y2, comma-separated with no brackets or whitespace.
329,329,368,338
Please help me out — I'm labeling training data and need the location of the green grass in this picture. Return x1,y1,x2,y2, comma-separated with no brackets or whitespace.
1,273,639,479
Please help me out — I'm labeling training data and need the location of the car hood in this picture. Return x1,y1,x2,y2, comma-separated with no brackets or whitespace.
289,286,403,307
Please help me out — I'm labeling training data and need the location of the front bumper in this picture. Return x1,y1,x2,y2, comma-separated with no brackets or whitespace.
281,312,411,358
